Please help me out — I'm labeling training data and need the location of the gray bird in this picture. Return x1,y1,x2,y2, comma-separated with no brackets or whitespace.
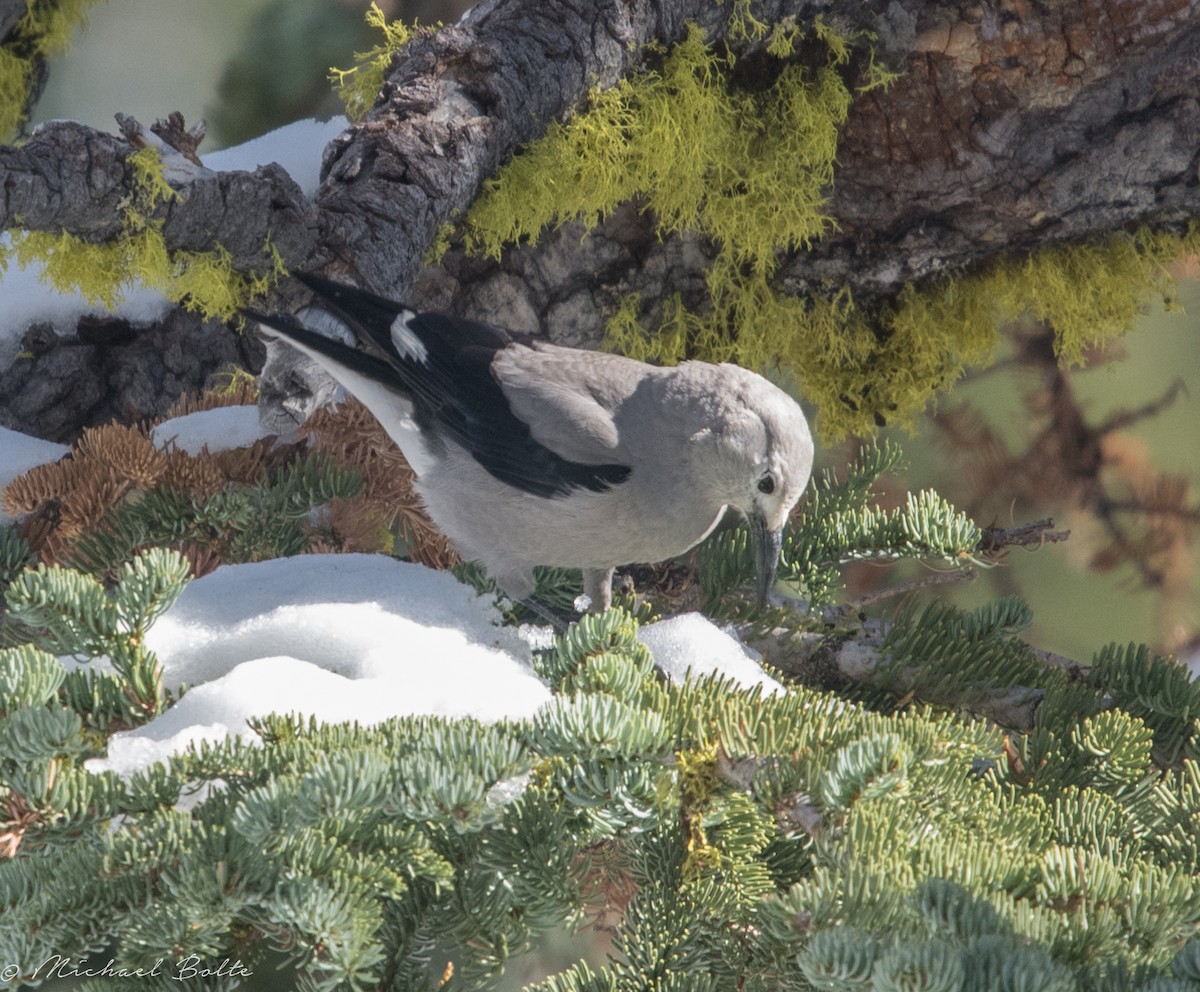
246,274,814,616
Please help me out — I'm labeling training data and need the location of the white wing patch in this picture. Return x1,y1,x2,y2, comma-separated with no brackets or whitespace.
390,311,429,364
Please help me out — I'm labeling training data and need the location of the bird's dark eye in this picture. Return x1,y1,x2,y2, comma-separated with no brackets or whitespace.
757,474,775,495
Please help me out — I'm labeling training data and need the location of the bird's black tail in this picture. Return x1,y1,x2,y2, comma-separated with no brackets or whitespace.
291,271,412,358
242,307,406,393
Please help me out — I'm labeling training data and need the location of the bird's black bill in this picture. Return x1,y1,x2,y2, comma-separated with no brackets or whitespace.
749,512,783,609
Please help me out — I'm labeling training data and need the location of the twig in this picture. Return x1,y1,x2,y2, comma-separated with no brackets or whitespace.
847,568,977,609
977,519,1071,554
747,626,1046,731
743,607,1092,731
1030,647,1090,680
1099,378,1187,434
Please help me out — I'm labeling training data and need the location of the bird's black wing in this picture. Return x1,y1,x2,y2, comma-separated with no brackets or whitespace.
290,274,631,497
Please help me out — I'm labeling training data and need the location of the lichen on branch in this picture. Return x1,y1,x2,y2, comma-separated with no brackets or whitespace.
462,22,849,268
799,224,1200,437
2,146,284,320
329,1,425,122
428,10,1200,440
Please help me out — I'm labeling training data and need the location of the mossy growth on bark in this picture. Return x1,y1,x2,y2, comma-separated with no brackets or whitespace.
462,22,851,268
605,225,1200,439
2,146,284,322
329,1,425,122
341,6,1197,440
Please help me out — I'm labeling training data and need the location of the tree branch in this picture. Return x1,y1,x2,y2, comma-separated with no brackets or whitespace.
0,120,318,269
3,0,1197,300
313,0,878,291
978,519,1072,555
803,0,1200,295
327,0,1200,303
394,0,1200,343
3,0,1200,436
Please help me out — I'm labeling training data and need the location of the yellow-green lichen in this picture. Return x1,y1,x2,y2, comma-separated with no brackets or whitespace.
127,145,180,208
841,226,1200,437
463,23,850,273
5,147,284,320
979,227,1192,363
423,220,456,266
457,20,894,437
727,0,770,43
857,48,902,93
330,2,429,122
0,0,99,141
765,19,803,59
8,226,283,322
606,292,735,365
452,12,1189,441
0,48,27,140
613,225,1200,441
811,16,853,65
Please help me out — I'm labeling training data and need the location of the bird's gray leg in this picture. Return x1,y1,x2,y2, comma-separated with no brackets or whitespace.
582,567,615,613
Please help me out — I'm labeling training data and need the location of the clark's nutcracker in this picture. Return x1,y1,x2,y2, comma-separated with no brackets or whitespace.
246,274,814,614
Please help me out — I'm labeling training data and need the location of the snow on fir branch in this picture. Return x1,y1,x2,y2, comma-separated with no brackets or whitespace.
2,418,1200,990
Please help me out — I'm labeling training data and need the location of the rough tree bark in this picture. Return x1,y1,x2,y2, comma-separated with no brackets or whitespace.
1,0,1198,437
0,0,30,43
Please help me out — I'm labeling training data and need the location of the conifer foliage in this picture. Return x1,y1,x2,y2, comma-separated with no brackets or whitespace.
2,387,456,578
2,426,1200,991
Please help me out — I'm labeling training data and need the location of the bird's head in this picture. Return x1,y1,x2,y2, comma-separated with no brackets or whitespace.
684,364,814,607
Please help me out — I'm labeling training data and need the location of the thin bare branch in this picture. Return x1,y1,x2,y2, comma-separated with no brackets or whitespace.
848,568,977,609
978,519,1072,555
1099,378,1188,434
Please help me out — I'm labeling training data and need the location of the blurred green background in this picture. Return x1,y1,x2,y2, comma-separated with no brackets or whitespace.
35,0,469,147
32,0,1200,664
868,276,1200,664
37,0,281,145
